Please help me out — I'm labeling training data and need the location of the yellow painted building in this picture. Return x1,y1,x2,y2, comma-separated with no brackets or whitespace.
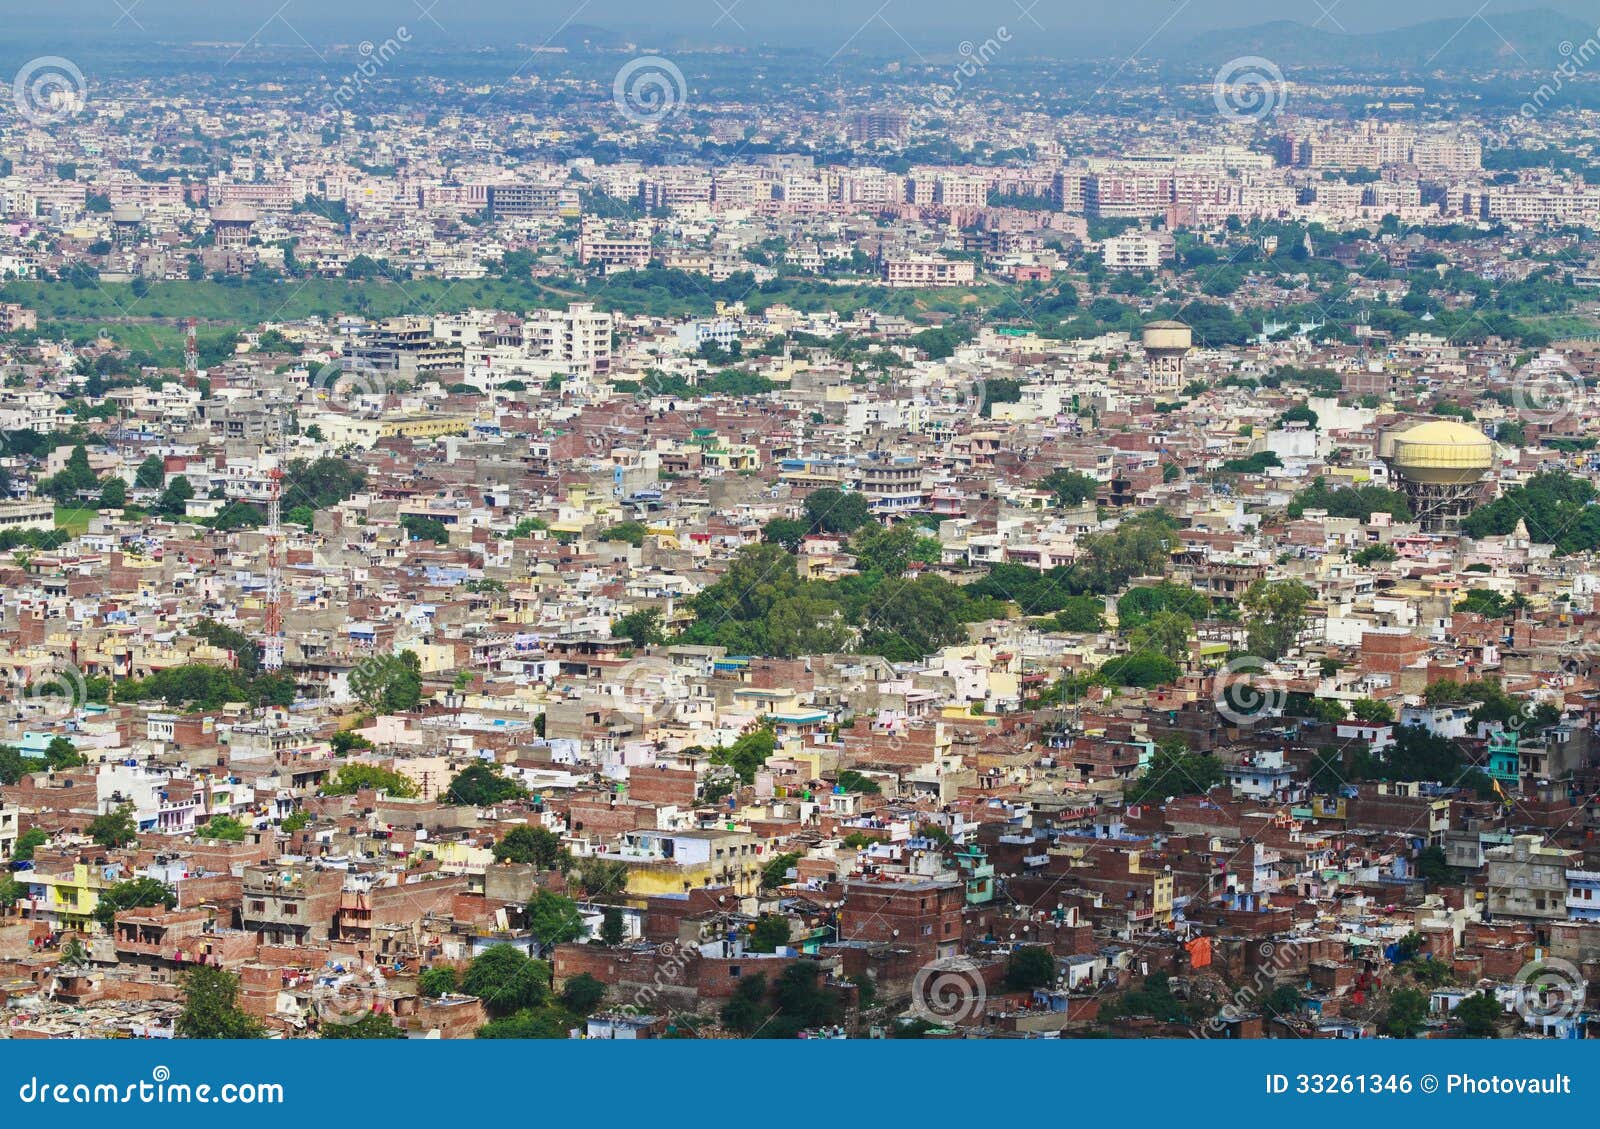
28,861,121,932
310,413,472,449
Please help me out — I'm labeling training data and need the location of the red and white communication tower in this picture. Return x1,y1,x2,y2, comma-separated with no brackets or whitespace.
262,459,285,672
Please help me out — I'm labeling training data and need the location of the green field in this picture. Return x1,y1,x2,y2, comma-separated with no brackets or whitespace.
1,274,1010,334
54,506,93,535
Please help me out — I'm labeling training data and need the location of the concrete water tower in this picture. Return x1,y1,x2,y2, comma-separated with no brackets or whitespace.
1385,420,1493,534
110,204,144,248
209,204,258,250
1141,320,1192,394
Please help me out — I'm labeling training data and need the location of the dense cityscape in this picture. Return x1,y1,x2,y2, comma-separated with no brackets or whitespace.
5,2,1600,1044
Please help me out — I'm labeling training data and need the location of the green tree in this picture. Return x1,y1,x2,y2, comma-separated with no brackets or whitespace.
194,814,248,841
322,763,418,798
761,517,810,551
348,652,424,714
1351,543,1398,566
460,944,550,1017
1097,651,1180,689
157,475,195,517
135,454,166,491
1129,610,1193,662
802,488,873,534
418,966,458,998
92,877,177,929
599,521,650,547
850,522,941,578
599,907,626,946
98,476,127,510
721,973,770,1034
748,914,791,953
560,972,608,1014
1416,845,1455,884
526,889,586,951
177,966,266,1038
44,737,84,769
1452,992,1503,1037
857,574,969,661
1457,589,1512,618
567,857,629,899
476,1008,578,1039
87,804,137,848
1129,739,1223,804
1242,578,1314,660
446,763,525,806
1116,582,1208,630
1261,984,1304,1020
493,826,562,868
712,724,777,784
401,515,450,544
1053,595,1106,633
761,851,801,890
764,963,842,1037
1381,987,1429,1037
320,1012,405,1039
1038,469,1099,507
1350,698,1395,723
1005,946,1056,991
13,827,47,862
611,607,665,647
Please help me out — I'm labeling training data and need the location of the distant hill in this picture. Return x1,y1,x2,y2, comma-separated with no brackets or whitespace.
1179,8,1592,71
546,24,630,52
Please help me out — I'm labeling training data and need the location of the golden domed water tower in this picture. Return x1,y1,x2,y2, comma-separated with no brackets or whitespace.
1384,420,1494,534
1141,320,1192,394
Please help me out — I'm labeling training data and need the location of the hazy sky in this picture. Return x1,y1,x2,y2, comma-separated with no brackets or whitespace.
8,0,1598,49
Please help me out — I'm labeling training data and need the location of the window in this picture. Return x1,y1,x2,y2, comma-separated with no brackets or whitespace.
729,965,740,978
